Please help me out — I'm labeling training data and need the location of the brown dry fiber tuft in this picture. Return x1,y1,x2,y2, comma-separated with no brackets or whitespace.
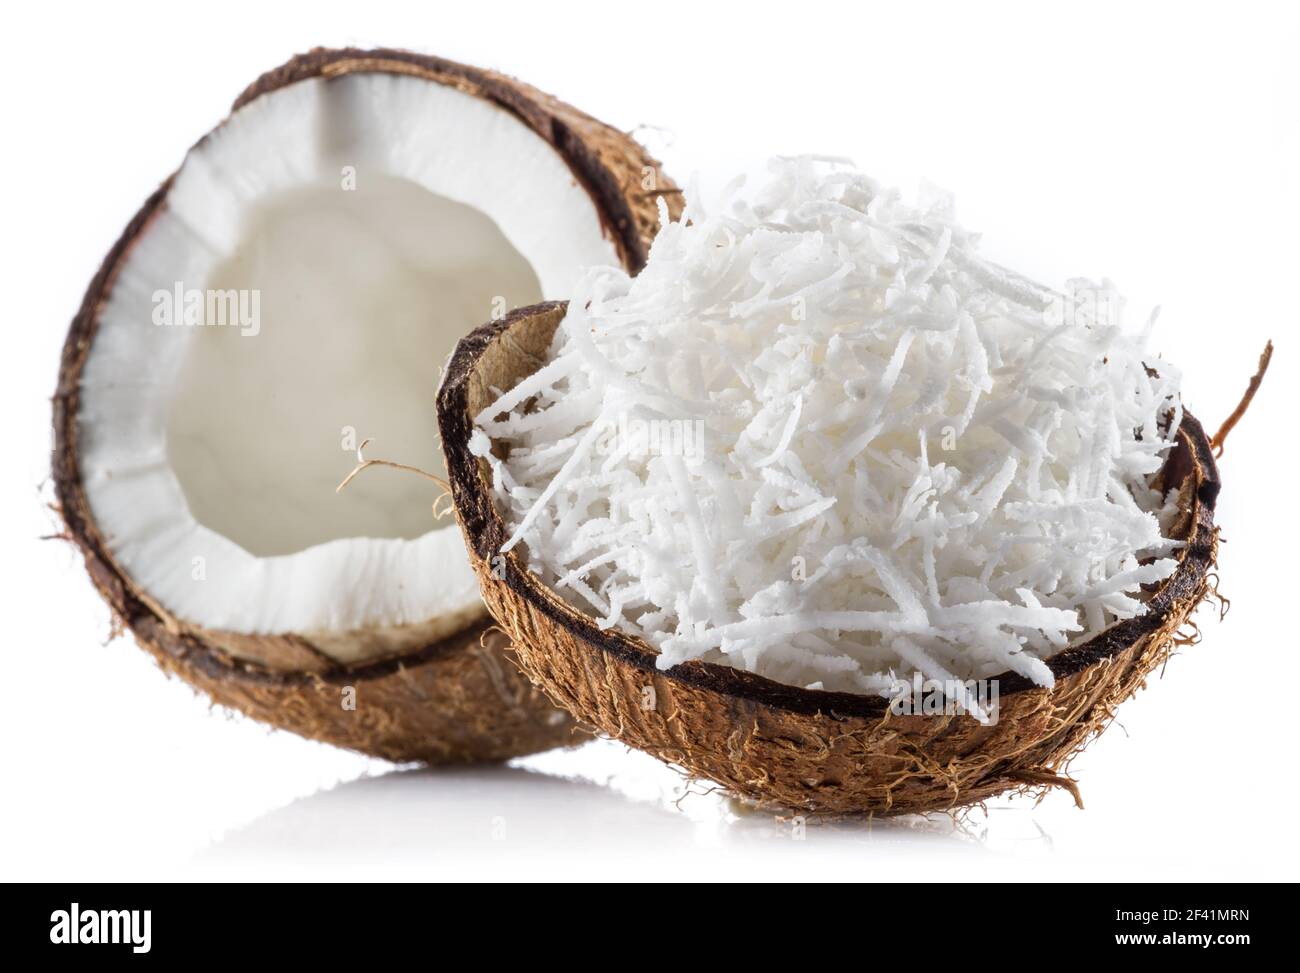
437,302,1221,813
52,49,681,763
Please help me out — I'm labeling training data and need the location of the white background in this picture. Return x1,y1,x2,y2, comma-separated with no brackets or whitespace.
3,0,1296,881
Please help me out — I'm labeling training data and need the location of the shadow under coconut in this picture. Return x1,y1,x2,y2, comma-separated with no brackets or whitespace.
193,764,694,878
713,787,1051,858
192,750,1017,878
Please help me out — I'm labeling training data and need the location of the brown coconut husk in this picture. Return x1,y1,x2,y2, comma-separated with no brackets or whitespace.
437,302,1221,812
52,49,681,763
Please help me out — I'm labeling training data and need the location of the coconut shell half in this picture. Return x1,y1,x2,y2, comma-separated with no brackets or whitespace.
53,50,682,763
437,302,1221,812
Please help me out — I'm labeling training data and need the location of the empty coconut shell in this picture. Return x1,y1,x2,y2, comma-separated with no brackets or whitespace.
437,301,1221,813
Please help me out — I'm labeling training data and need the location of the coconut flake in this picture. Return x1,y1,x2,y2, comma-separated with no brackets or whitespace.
477,157,1184,696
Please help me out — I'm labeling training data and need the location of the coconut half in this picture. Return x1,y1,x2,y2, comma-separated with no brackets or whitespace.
437,302,1221,813
53,49,681,763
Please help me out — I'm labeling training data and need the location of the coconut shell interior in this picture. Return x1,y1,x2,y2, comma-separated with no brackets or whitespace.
438,301,1221,813
53,49,680,764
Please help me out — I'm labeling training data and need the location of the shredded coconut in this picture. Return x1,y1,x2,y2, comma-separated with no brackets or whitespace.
476,157,1184,701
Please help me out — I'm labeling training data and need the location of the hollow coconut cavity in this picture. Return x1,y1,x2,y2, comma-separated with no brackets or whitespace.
53,48,681,763
437,162,1221,811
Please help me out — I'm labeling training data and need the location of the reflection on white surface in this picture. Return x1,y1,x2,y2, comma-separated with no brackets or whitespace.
192,741,1053,880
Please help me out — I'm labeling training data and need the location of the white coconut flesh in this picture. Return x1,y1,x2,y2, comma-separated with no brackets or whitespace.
77,72,620,663
475,158,1188,703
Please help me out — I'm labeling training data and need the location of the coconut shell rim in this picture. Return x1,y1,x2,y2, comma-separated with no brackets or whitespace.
232,46,674,271
437,300,1221,721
